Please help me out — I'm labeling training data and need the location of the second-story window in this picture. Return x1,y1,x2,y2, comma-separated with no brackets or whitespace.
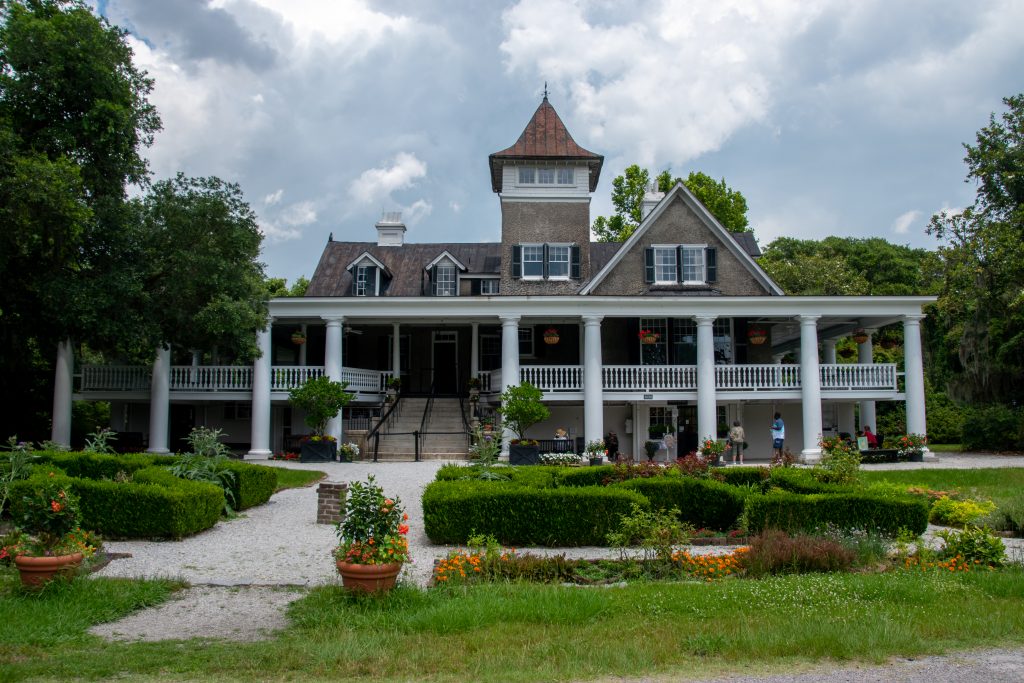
522,245,544,278
518,167,535,184
355,265,370,296
644,245,717,285
435,264,456,296
681,246,705,283
513,243,581,280
517,166,575,186
479,279,499,294
653,246,677,283
548,245,570,279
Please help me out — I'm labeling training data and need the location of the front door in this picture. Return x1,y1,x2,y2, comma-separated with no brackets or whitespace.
169,404,195,453
432,331,459,394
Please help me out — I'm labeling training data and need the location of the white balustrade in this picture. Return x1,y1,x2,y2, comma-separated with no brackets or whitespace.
488,369,503,393
477,371,492,393
341,367,387,393
715,364,801,391
79,365,151,391
170,365,253,391
271,366,325,391
820,363,897,391
520,365,582,391
603,365,698,391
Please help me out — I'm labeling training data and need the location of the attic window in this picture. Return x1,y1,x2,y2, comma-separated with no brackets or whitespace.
435,264,457,296
645,245,717,286
512,244,582,280
516,166,575,186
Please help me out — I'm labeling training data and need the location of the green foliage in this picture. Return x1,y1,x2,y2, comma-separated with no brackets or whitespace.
711,466,770,488
497,382,549,441
813,437,861,485
17,480,81,551
0,445,35,515
288,376,354,437
220,461,277,510
616,477,746,531
169,452,238,514
936,526,1005,567
422,480,649,546
184,426,231,458
740,530,855,577
556,465,617,488
929,496,997,527
83,427,117,454
671,170,750,232
32,450,170,479
337,475,409,565
606,503,691,562
744,491,929,537
960,404,1024,450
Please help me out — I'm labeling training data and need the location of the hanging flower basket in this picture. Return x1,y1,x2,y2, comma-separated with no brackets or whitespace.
839,346,856,359
747,326,768,345
852,328,869,344
291,331,307,345
638,329,660,345
543,327,560,345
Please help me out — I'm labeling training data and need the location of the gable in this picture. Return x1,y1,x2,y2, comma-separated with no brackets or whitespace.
589,193,777,297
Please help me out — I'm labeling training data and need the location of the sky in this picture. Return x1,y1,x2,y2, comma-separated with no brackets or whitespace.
93,0,1024,282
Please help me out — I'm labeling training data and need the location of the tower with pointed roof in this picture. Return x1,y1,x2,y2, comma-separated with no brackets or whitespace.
489,95,604,294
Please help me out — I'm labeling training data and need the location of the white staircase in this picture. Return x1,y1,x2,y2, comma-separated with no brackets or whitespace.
372,397,470,460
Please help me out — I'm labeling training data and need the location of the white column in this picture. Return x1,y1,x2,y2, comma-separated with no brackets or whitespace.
246,324,273,459
903,314,930,456
499,315,521,453
857,329,876,431
583,315,604,444
799,315,823,463
51,339,74,447
324,316,344,444
391,322,401,379
298,323,308,366
470,322,479,379
695,316,717,444
147,345,170,454
822,339,837,365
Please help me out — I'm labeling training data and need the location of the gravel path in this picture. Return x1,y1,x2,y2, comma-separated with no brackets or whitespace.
88,452,1024,647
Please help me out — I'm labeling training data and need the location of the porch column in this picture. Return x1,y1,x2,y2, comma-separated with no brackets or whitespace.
324,316,344,443
695,315,717,444
903,314,930,456
857,329,876,432
391,322,401,378
147,345,170,454
799,315,823,463
499,315,520,454
583,315,604,444
298,323,308,366
51,339,74,448
470,322,479,379
247,323,273,460
822,339,837,365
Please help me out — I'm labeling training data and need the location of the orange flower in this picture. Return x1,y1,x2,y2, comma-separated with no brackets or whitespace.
398,524,409,535
51,500,62,512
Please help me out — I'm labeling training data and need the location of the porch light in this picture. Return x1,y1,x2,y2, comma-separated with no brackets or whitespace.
543,327,560,345
852,328,869,344
747,326,768,345
291,331,307,345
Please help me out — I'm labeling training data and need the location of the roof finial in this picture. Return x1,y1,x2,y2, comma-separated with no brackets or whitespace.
542,81,548,101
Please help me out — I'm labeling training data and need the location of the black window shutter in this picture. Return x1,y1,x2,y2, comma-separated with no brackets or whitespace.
512,245,522,278
644,248,655,284
429,266,437,296
676,246,685,283
570,245,581,279
366,266,377,297
542,243,550,279
706,247,717,283
351,269,358,296
471,279,480,295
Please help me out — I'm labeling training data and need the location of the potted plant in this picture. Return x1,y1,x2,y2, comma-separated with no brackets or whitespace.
385,375,401,402
698,438,727,467
334,475,410,592
896,433,927,462
338,442,360,462
747,326,768,345
288,376,354,462
643,440,661,462
585,439,606,466
8,481,100,588
291,330,307,345
467,376,481,401
852,328,869,344
638,329,660,345
543,327,560,345
498,382,550,466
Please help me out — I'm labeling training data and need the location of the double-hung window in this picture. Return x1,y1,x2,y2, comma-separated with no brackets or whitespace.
354,265,370,296
547,245,570,279
644,245,717,285
435,265,456,296
513,243,581,280
653,246,677,283
479,279,499,294
522,245,545,278
680,246,705,284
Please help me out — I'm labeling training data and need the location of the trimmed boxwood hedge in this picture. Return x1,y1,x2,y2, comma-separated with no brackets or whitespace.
616,477,747,530
744,490,929,536
423,480,649,546
713,466,770,488
222,461,277,510
556,465,617,488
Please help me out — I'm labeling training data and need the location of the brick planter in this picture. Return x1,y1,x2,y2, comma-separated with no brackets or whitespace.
317,481,348,525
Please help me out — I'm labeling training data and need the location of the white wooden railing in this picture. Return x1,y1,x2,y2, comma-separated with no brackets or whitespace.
170,365,252,391
716,364,800,391
604,365,697,391
521,365,583,392
271,366,324,391
819,363,897,391
78,365,388,393
79,365,151,391
343,367,388,393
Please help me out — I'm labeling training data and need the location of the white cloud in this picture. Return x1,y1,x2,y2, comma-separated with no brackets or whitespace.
403,199,433,225
348,153,428,205
279,200,317,226
259,219,302,242
891,209,921,235
449,200,462,213
500,0,826,167
264,189,283,206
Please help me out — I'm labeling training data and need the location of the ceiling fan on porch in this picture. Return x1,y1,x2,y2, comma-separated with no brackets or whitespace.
343,326,363,335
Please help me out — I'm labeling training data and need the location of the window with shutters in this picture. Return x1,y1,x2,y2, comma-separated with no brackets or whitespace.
547,244,570,279
522,245,544,278
355,265,371,296
653,246,677,283
513,243,581,280
644,245,716,285
681,245,705,283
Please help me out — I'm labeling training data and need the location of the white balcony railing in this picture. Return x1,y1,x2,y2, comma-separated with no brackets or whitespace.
170,365,252,391
604,365,697,391
716,364,800,391
78,365,387,393
79,365,151,392
820,363,897,391
271,366,324,391
521,365,583,392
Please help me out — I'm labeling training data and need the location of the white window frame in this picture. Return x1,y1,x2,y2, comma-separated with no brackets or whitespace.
435,263,457,297
681,245,706,284
518,327,535,357
518,166,535,184
522,244,544,279
557,167,573,184
537,167,555,184
480,279,499,295
547,243,571,280
652,245,677,284
354,264,371,296
516,165,576,187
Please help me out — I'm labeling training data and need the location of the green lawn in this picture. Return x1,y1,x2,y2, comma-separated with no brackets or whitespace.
860,467,1024,502
926,443,962,452
273,467,326,491
3,569,1024,681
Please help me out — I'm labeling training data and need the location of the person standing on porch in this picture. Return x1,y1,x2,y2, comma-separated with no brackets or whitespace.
728,420,746,465
770,412,785,461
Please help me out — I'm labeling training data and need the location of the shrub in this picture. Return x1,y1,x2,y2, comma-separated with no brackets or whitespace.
616,477,746,530
606,503,691,562
936,526,1005,567
169,453,237,513
929,496,996,527
961,404,1024,451
498,382,549,441
222,461,277,510
711,466,770,488
32,451,169,479
422,480,649,546
739,529,855,576
744,490,929,536
767,467,838,494
556,465,617,488
813,436,861,485
505,466,561,489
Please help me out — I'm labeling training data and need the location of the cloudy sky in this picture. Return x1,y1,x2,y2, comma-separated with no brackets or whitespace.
94,0,1024,281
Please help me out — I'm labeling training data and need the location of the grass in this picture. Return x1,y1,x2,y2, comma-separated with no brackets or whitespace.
273,468,326,491
926,443,963,452
860,467,1024,502
2,567,1024,681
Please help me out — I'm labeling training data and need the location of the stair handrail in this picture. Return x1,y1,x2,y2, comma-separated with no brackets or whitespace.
368,394,403,462
417,385,435,462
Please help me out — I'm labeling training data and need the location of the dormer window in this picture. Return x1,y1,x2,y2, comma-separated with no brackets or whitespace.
425,251,468,297
345,252,389,297
355,265,372,296
512,243,581,280
645,245,717,285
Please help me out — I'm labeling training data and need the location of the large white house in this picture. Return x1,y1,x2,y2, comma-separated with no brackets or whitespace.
54,96,934,462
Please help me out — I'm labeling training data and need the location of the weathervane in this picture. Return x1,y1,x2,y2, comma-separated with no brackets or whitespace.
543,81,548,100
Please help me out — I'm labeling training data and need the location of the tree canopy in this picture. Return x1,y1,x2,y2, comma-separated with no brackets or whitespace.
592,165,750,242
928,93,1024,403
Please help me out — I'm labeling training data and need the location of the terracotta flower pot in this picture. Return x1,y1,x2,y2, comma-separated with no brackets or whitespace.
336,560,402,592
14,552,84,588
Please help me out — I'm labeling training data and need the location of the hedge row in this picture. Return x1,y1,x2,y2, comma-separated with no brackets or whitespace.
713,466,770,488
222,461,277,510
10,467,224,539
616,478,747,531
745,491,929,536
423,480,649,546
